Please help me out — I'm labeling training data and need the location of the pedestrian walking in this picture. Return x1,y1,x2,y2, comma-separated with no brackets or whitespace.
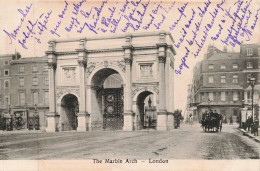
253,118,259,136
230,115,233,125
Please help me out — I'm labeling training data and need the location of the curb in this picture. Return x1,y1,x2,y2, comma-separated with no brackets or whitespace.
238,128,260,143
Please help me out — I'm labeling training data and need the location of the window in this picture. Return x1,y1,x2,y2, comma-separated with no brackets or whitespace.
233,64,238,69
247,48,253,56
44,65,48,72
232,75,238,83
33,77,38,86
4,60,9,65
19,77,24,87
258,60,260,69
19,92,25,106
221,64,226,69
247,74,252,82
209,64,214,69
221,92,226,101
44,77,49,85
32,66,38,72
233,92,238,101
32,91,38,105
247,61,253,68
4,69,9,76
209,76,214,83
221,75,226,83
19,66,24,72
209,92,213,101
4,80,9,89
258,74,260,83
44,91,49,105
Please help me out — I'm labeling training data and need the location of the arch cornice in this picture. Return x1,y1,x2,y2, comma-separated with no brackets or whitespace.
86,63,126,86
132,87,159,102
56,88,80,104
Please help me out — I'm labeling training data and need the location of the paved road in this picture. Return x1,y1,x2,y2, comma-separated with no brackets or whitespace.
0,123,259,159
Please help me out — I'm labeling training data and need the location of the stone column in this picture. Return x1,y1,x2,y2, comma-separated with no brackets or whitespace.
77,60,89,131
122,35,134,131
123,59,133,131
45,41,59,132
156,42,168,131
76,40,90,132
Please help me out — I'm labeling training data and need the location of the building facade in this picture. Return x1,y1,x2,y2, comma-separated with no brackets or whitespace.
190,44,260,123
0,53,49,131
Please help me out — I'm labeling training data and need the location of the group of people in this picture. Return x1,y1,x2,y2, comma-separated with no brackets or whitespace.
244,115,259,136
202,110,223,122
201,110,223,132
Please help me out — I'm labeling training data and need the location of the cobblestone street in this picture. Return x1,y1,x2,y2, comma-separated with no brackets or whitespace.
0,123,259,160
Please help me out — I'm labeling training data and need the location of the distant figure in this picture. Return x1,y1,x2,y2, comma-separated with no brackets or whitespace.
246,116,253,131
230,115,233,125
189,113,193,125
253,118,259,136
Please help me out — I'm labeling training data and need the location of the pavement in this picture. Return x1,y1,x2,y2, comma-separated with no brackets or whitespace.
0,123,259,159
238,127,260,143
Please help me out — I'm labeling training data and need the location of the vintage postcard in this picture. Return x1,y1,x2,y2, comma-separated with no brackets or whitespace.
0,0,259,170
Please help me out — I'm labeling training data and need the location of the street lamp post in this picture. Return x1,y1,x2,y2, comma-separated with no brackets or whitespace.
240,100,245,128
208,99,211,111
34,104,38,130
249,76,256,121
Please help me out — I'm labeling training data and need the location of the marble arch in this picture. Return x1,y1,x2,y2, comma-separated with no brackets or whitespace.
45,31,176,132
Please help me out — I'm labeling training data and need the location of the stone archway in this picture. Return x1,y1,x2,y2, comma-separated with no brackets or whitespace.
45,32,175,132
135,91,157,130
88,68,124,130
59,94,79,131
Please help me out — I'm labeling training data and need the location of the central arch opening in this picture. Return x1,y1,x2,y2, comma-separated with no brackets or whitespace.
60,94,78,131
90,68,124,130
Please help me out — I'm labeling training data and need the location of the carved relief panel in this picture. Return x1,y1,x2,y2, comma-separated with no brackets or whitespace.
140,64,153,77
136,62,156,81
60,66,79,85
63,68,76,82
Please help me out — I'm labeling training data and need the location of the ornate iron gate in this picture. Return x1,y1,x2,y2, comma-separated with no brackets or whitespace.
103,88,124,130
28,116,40,130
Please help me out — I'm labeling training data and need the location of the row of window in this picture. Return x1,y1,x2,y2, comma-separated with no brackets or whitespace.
203,92,239,102
0,91,49,107
18,91,49,106
208,61,260,70
19,65,48,73
19,77,49,87
0,77,49,90
208,64,238,70
0,66,48,77
208,74,260,84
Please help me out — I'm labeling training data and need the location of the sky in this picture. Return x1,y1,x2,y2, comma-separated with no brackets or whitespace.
0,0,259,112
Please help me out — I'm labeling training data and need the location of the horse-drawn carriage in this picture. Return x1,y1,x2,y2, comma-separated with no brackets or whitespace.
201,111,222,132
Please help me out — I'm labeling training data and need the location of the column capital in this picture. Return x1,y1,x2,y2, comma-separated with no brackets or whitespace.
78,60,87,67
48,62,57,69
45,40,56,55
124,58,132,65
158,56,166,63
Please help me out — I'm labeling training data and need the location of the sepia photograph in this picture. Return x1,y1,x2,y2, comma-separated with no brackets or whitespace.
0,0,259,170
